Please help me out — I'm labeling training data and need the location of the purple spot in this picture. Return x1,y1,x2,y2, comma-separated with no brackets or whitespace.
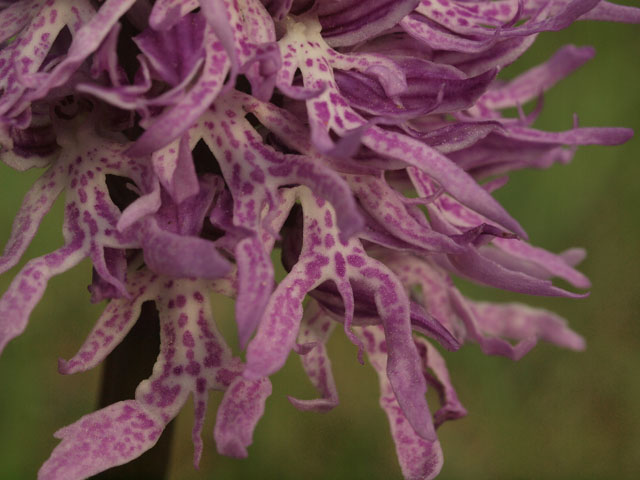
196,377,206,393
324,234,335,248
314,102,330,124
186,361,201,376
346,255,365,267
183,331,195,348
324,210,333,228
334,252,346,278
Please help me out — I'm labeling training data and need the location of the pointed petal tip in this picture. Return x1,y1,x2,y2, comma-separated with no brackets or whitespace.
573,278,592,290
617,128,634,144
214,378,271,460
540,284,589,299
576,45,597,59
511,221,528,242
562,331,587,352
192,443,203,469
125,140,153,159
293,341,317,355
216,439,248,458
57,358,71,375
561,247,587,266
573,338,587,352
238,332,250,352
570,289,590,299
593,127,635,145
287,395,338,413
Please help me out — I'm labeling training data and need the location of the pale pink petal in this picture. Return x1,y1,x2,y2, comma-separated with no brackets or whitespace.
0,163,64,274
288,302,339,412
38,400,165,480
58,270,159,374
214,376,272,458
359,326,443,480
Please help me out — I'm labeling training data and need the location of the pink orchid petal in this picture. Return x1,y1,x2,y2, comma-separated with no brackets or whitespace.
235,236,275,348
134,277,243,458
140,217,231,279
468,300,586,352
39,400,165,480
128,27,230,156
0,162,64,274
359,325,443,480
319,0,420,47
27,0,136,100
481,45,595,109
0,237,85,354
413,336,467,428
149,0,198,30
214,376,272,458
59,269,159,374
288,301,339,412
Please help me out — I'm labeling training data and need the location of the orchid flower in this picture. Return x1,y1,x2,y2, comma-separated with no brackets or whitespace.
1,0,638,479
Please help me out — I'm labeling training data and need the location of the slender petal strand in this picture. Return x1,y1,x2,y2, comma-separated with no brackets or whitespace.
0,0,637,478
413,336,467,428
358,325,443,480
0,236,85,355
0,0,94,123
127,31,230,155
235,236,275,348
26,0,136,101
319,0,420,47
0,162,65,274
582,0,640,22
58,270,160,375
467,300,586,352
288,300,339,412
480,45,595,110
214,376,272,458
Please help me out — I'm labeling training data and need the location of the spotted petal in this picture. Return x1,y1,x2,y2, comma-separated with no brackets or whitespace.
38,400,165,480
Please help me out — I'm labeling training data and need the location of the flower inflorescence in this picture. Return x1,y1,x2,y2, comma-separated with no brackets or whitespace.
0,1,638,479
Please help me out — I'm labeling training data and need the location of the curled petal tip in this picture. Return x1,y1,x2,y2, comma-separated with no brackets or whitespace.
57,358,70,375
287,395,338,413
569,335,587,352
616,128,634,144
217,440,248,459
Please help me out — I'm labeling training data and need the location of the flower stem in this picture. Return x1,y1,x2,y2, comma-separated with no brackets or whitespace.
93,302,175,480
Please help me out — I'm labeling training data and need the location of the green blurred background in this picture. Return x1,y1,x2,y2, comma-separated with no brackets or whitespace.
1,16,639,480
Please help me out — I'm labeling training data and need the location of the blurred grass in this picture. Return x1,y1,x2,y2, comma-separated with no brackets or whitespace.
1,18,639,480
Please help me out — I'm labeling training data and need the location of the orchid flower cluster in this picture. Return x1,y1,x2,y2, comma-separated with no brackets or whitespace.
1,0,638,479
